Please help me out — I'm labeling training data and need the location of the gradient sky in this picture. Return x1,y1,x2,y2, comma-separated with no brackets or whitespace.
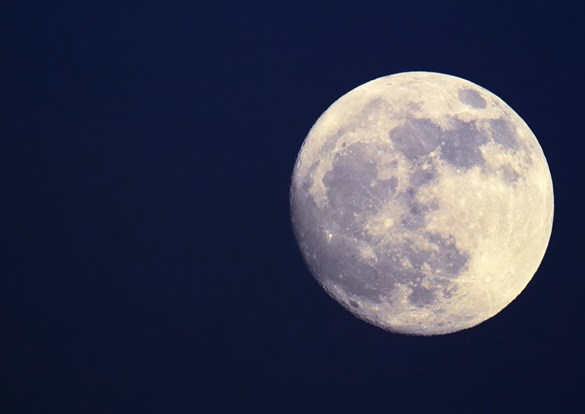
4,1,584,412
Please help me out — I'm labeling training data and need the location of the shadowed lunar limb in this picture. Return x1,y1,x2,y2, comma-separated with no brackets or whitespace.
290,71,554,335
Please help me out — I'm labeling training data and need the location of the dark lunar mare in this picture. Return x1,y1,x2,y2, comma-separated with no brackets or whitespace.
290,174,386,302
489,118,519,149
391,119,442,159
390,118,489,170
322,143,385,226
292,140,470,307
458,88,487,108
440,120,488,169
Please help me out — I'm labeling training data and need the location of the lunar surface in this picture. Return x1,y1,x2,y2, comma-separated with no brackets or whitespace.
290,72,553,335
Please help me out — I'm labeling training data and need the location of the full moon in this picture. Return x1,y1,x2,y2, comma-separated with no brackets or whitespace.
290,72,553,335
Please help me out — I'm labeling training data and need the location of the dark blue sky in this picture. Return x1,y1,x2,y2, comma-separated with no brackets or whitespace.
3,1,584,412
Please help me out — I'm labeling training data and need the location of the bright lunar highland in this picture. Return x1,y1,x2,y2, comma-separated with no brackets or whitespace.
290,72,553,335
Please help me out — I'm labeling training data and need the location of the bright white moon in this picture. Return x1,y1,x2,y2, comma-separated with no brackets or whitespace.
290,71,553,335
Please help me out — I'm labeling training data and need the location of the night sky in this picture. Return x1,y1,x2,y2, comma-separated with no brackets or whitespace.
4,1,585,412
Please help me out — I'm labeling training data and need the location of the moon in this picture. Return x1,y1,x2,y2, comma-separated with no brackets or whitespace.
290,72,553,335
